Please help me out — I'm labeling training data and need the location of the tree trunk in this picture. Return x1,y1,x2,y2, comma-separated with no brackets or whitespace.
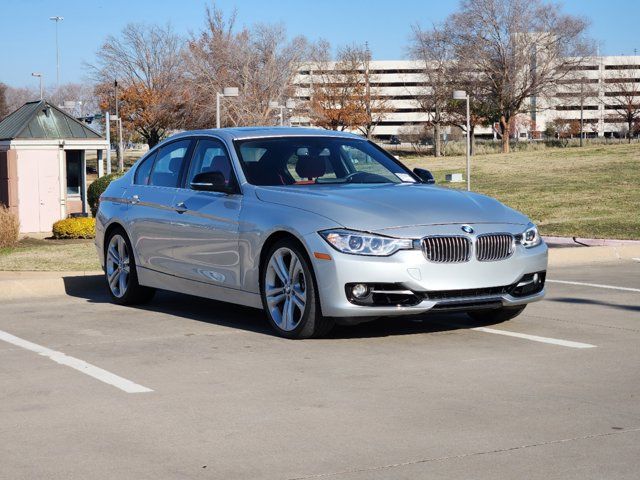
434,124,441,157
500,116,510,153
629,118,633,144
146,130,161,148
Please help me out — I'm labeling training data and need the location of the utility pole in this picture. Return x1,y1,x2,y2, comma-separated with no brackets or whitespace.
31,73,43,100
580,78,585,147
49,16,63,102
114,80,124,172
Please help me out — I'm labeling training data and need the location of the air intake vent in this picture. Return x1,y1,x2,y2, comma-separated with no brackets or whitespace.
421,236,471,263
476,234,514,261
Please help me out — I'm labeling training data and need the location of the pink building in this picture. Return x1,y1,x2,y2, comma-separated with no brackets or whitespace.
0,100,108,233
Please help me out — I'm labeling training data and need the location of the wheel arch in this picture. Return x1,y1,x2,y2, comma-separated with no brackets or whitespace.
258,230,324,315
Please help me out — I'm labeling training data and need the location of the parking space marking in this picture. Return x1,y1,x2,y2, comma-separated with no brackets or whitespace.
547,279,640,293
471,327,597,348
0,330,153,393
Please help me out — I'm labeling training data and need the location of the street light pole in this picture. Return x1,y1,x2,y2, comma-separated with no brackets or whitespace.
453,90,471,191
216,87,239,128
49,16,63,99
579,78,585,147
31,73,43,100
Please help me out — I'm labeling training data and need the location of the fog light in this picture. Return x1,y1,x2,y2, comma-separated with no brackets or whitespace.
533,273,540,284
351,284,369,298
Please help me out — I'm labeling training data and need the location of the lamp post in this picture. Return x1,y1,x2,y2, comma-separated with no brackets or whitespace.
31,73,43,100
49,16,63,97
453,90,471,191
216,87,239,128
269,99,296,126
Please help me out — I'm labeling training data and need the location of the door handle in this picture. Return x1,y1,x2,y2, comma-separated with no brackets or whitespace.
174,201,187,214
130,194,140,205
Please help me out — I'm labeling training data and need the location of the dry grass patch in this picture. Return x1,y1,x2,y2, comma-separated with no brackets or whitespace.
402,143,640,239
0,238,100,271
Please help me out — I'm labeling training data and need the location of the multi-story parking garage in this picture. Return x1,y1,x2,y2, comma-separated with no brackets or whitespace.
293,55,640,140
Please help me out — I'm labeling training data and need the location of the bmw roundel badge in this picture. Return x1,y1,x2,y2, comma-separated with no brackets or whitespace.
461,225,474,234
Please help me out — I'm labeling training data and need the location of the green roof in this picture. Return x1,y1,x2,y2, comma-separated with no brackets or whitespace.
0,100,103,141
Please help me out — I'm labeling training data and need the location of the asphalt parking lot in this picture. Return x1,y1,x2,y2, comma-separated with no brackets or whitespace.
1,261,639,479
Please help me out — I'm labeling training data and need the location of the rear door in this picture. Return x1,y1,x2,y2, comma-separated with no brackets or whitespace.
126,139,193,275
169,137,242,288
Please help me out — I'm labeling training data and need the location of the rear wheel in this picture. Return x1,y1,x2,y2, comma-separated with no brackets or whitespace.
467,305,526,323
105,228,155,305
261,239,334,339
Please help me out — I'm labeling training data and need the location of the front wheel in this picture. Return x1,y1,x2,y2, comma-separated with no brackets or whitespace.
467,305,526,323
261,239,334,339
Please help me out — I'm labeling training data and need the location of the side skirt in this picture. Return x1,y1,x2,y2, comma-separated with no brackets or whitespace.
137,267,262,309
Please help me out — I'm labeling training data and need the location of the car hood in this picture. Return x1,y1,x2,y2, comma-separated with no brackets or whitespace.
254,183,529,232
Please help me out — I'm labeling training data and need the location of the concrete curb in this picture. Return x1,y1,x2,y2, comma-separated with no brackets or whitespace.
1,243,638,301
0,270,103,301
543,236,640,247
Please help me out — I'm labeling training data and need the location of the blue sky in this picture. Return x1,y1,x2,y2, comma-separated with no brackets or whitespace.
2,0,640,88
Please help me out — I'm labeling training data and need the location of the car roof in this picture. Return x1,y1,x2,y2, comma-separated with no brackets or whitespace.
168,127,365,142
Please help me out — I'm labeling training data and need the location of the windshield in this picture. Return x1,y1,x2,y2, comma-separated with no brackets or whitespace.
234,136,418,186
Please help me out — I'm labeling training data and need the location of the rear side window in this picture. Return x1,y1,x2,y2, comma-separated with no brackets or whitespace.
134,152,157,185
149,140,191,187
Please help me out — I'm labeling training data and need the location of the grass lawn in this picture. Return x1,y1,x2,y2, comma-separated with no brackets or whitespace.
401,143,640,239
0,238,101,271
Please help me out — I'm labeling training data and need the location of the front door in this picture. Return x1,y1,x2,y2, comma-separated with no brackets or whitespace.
169,138,242,288
126,139,193,275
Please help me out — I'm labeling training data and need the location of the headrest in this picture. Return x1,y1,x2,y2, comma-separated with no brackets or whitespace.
169,156,182,173
295,155,326,180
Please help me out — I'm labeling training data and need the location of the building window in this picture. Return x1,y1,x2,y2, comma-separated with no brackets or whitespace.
66,152,82,196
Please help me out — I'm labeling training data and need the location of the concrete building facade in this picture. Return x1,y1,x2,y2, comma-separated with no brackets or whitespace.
293,55,640,140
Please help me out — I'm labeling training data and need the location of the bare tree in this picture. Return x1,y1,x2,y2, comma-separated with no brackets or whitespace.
53,83,100,117
90,23,187,147
306,42,369,131
450,0,593,153
603,66,640,142
185,4,307,127
3,85,39,112
408,23,455,157
0,83,8,120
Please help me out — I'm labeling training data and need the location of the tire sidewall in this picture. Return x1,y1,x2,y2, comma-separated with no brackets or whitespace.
261,240,320,339
104,228,140,305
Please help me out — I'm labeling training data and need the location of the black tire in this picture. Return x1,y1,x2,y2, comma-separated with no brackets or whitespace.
104,227,156,305
260,238,334,339
467,305,526,323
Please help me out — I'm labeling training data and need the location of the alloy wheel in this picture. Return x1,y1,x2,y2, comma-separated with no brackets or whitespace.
264,247,307,331
106,234,130,298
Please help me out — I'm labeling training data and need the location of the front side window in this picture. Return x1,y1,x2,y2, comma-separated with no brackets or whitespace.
134,152,157,185
235,137,416,186
149,140,191,188
186,139,234,187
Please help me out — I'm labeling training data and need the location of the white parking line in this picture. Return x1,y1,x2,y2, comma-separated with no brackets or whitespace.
547,279,640,293
471,327,597,349
0,330,153,393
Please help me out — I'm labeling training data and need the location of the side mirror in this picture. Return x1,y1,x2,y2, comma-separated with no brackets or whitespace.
413,168,436,184
190,171,234,193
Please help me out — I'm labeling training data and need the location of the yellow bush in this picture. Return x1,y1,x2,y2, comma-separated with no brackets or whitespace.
0,205,20,248
52,217,96,239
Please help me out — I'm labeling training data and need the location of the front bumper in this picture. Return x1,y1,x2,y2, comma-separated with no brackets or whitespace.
304,228,548,318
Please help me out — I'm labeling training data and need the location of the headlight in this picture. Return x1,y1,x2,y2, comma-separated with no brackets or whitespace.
519,223,541,248
319,229,413,256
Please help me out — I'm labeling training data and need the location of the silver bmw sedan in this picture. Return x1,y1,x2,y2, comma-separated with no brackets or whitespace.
96,128,547,338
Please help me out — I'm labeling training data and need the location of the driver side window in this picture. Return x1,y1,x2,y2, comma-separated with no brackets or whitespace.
187,139,235,188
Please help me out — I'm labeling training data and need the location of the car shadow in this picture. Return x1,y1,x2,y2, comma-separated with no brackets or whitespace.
62,275,509,340
548,296,640,313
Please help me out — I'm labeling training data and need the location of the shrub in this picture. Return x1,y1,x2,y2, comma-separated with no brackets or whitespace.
52,217,96,239
0,205,20,248
88,172,123,217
